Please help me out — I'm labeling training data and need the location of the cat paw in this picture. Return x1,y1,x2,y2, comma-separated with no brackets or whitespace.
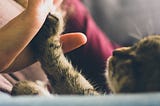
11,80,50,96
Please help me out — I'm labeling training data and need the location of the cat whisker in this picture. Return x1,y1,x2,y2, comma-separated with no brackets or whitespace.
125,17,143,40
128,33,141,40
146,16,154,36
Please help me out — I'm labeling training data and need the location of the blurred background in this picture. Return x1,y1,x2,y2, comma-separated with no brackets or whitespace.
82,0,160,45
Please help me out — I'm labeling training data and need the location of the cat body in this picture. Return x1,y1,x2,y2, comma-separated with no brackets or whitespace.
11,13,160,95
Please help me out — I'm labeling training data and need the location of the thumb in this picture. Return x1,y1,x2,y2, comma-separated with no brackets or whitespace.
60,33,87,53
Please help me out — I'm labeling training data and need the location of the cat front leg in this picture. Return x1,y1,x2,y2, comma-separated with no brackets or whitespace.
32,13,99,95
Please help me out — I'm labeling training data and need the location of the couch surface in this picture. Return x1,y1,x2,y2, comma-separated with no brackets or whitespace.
0,92,160,106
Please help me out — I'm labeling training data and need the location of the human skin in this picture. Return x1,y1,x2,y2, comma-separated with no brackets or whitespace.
0,0,86,73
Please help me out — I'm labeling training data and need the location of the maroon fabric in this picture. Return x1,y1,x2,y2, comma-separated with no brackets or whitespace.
64,0,118,92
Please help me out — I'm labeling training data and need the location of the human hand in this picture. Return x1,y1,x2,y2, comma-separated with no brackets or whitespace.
23,0,63,15
27,0,54,16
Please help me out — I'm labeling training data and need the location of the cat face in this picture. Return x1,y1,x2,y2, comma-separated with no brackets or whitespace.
106,35,160,93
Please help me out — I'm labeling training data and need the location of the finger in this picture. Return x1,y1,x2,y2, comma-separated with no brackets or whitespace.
53,0,63,7
50,0,63,14
60,33,87,53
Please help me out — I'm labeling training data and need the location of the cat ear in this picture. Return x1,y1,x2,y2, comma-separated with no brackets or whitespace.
113,47,130,56
113,47,136,58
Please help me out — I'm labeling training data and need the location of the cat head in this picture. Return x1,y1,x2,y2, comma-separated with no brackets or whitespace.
106,35,160,93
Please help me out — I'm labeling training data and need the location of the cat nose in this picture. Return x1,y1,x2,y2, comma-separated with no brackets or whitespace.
112,47,130,56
